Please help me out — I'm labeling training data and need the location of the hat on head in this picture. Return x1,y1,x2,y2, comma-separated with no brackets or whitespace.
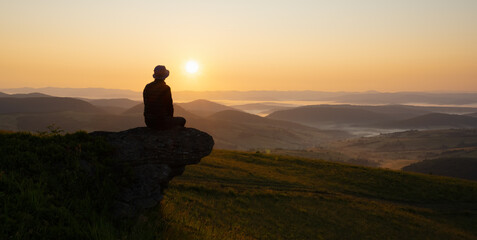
153,65,170,79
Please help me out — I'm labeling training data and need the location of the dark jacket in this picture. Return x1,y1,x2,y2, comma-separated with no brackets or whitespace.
143,80,173,119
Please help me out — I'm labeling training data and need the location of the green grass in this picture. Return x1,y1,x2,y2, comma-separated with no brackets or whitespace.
0,131,164,239
1,131,477,239
161,150,477,240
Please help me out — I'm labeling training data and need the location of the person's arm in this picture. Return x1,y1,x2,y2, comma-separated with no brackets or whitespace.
143,85,148,113
166,86,173,116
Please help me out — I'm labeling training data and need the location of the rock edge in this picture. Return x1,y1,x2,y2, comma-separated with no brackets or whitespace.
90,127,214,217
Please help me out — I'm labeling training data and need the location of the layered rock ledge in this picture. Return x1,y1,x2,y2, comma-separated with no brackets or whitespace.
90,127,214,217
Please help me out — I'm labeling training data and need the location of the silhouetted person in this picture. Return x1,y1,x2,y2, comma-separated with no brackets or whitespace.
143,65,186,130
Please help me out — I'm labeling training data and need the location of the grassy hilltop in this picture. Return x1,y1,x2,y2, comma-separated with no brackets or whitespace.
1,132,476,239
163,150,477,240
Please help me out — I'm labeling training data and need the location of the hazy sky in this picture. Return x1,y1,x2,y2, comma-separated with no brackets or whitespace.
1,0,476,92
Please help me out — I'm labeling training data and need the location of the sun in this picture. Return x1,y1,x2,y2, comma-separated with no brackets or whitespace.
185,60,199,74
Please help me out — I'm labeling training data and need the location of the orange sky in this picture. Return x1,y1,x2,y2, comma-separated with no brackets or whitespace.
1,1,476,92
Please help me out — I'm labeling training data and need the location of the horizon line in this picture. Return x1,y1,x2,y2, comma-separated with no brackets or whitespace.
2,87,477,94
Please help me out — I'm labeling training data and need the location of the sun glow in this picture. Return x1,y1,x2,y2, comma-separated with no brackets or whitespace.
185,60,199,74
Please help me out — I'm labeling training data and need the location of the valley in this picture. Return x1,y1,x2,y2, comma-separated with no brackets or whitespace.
1,90,477,180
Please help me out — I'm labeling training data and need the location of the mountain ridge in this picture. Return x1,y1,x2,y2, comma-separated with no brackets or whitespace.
0,97,104,114
4,88,477,105
176,99,238,117
381,113,477,129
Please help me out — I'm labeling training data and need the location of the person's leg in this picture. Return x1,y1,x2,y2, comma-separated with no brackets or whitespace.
160,117,186,129
145,116,168,130
146,116,185,130
172,117,186,127
145,117,157,128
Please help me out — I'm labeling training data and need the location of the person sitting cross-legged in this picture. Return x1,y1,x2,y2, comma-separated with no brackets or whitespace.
143,65,186,130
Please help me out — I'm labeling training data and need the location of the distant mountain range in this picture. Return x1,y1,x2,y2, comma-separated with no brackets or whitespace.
173,91,477,105
2,90,477,150
121,100,349,149
267,104,477,131
82,98,141,114
327,92,477,105
0,97,103,114
0,93,142,132
3,88,477,105
0,95,348,149
231,102,294,116
268,105,394,126
1,87,142,100
1,92,477,175
177,99,237,117
0,92,51,98
84,98,141,109
382,113,477,129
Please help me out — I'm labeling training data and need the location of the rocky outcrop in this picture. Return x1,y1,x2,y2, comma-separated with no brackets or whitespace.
90,127,214,217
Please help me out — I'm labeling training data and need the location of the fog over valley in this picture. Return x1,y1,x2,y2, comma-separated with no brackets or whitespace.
1,88,477,180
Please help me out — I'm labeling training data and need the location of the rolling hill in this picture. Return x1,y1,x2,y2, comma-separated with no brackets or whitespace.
195,110,350,150
163,150,477,239
210,109,350,133
0,97,103,114
86,98,141,109
208,109,274,124
403,157,477,181
0,87,142,100
14,112,145,132
328,92,477,105
4,88,477,106
267,104,477,134
326,129,477,170
176,99,237,117
466,112,477,118
382,113,477,129
85,98,142,114
0,92,141,114
267,105,395,127
0,92,51,98
122,103,143,115
407,105,477,114
120,104,349,150
231,102,294,115
3,131,477,239
0,97,145,132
